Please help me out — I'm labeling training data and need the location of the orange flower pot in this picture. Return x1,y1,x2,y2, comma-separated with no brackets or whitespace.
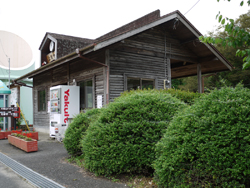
8,135,38,153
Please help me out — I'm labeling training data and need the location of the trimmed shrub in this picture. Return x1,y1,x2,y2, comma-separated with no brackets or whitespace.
164,88,202,105
64,108,101,156
154,85,250,187
81,89,187,176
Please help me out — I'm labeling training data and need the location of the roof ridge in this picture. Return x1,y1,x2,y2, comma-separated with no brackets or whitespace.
95,9,161,43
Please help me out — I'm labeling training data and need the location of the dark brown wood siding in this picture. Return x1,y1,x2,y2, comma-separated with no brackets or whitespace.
33,52,105,130
108,28,197,101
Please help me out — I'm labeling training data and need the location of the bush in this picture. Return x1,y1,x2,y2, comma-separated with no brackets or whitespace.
154,85,250,187
64,108,101,156
164,88,202,105
81,89,187,176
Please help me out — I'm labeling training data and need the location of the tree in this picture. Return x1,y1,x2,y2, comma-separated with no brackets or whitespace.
200,0,250,69
206,11,250,88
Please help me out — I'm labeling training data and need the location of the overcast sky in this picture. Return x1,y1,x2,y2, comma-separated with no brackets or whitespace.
0,0,249,68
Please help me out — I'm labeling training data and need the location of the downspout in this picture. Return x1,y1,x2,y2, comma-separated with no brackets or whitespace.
75,49,109,104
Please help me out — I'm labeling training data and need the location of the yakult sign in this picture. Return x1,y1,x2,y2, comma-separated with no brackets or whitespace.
64,89,70,123
50,85,80,138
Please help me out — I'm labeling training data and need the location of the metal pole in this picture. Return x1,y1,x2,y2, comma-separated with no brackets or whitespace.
8,58,10,88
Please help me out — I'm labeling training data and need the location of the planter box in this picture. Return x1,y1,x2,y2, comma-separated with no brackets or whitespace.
0,132,4,140
8,135,38,153
22,132,39,141
0,131,12,140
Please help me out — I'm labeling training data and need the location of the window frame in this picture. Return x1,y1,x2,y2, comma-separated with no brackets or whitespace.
38,89,46,112
125,75,157,91
78,77,95,110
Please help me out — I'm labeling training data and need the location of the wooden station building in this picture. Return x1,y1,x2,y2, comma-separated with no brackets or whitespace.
14,10,233,133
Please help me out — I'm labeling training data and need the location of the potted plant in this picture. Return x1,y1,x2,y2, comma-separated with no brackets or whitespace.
22,128,39,140
8,133,38,152
11,126,22,134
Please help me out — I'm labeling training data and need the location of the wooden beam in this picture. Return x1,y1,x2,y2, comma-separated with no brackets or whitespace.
180,37,198,45
171,60,229,79
113,45,199,63
198,56,218,63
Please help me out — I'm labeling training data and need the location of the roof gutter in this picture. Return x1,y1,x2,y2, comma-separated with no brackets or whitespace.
12,80,33,88
13,44,96,82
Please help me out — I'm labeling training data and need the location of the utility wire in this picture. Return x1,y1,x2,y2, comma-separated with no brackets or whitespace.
184,0,201,15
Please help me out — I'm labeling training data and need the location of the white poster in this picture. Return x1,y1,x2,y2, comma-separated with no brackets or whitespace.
48,101,51,113
97,95,102,109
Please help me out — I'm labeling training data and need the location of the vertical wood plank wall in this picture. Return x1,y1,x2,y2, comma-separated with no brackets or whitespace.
33,54,105,130
109,30,169,101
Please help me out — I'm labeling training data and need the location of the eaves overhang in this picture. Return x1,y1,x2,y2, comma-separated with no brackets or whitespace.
13,44,95,82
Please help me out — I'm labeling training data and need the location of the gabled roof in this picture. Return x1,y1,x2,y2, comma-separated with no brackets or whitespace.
39,32,94,50
14,10,233,82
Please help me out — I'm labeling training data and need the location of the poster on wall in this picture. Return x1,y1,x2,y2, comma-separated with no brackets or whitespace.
97,95,102,109
48,101,51,113
10,88,18,106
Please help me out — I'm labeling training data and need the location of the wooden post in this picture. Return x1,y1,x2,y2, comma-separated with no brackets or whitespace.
197,63,202,93
167,58,171,88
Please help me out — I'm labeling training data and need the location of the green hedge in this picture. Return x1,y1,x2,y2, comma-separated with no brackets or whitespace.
154,85,250,187
64,108,101,156
81,89,187,176
163,88,202,105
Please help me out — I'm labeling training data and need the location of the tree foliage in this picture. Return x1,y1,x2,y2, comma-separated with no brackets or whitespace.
154,84,250,187
200,0,250,69
179,10,250,91
206,11,250,88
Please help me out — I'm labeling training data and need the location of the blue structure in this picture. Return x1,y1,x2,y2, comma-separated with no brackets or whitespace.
0,80,11,130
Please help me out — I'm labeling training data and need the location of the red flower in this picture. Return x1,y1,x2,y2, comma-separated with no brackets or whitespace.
16,126,18,129
0,128,1,131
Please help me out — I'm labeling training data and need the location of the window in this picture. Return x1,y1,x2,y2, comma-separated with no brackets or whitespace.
38,90,46,111
127,78,154,91
79,80,93,110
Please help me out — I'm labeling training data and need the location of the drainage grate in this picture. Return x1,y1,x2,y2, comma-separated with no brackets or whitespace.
0,152,65,188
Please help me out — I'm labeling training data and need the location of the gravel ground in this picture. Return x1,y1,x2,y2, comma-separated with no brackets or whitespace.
0,132,127,188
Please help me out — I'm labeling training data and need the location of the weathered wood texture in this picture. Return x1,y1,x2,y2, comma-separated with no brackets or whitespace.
33,51,106,128
108,28,197,100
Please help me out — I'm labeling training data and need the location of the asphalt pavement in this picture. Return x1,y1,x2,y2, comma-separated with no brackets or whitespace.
0,132,127,188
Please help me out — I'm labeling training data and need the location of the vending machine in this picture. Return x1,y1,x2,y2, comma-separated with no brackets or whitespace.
50,85,80,139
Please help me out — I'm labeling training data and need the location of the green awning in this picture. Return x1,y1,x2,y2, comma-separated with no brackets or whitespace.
0,80,11,94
